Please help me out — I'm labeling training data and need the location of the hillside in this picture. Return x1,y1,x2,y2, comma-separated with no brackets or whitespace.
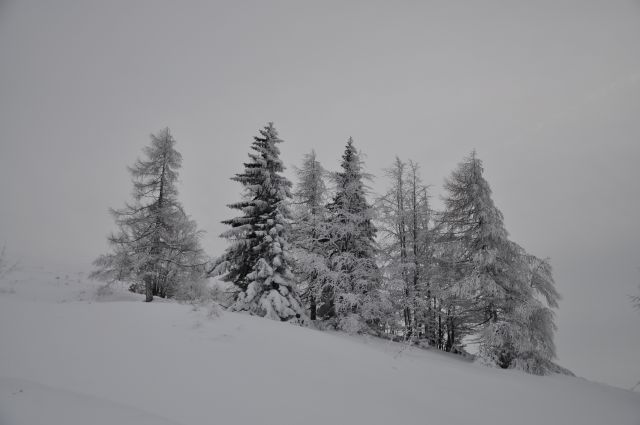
0,266,638,425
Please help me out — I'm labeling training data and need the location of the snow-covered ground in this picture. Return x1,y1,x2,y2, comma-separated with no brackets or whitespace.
1,266,638,425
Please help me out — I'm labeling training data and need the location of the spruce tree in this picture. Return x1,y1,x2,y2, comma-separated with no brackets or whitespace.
214,123,307,324
92,128,206,302
320,138,384,332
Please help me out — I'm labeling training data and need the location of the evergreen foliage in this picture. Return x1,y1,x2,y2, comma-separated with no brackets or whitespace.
319,138,385,332
213,123,307,324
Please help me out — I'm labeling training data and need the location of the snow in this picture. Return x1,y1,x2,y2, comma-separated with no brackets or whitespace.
0,378,181,425
1,266,639,425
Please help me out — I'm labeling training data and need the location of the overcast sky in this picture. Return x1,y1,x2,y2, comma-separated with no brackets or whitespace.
1,0,639,389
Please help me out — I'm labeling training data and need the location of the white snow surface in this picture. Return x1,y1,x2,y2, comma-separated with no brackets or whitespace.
1,266,639,425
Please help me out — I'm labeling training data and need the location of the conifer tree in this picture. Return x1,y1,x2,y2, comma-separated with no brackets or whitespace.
438,151,560,372
505,247,560,374
378,158,411,331
291,150,329,320
438,151,514,352
320,138,384,332
213,123,307,324
404,161,437,343
377,158,432,338
92,128,206,302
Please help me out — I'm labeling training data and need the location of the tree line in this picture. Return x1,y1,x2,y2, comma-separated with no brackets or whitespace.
93,123,564,375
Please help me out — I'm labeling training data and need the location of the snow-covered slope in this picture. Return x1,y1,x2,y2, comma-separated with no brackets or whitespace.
1,267,638,425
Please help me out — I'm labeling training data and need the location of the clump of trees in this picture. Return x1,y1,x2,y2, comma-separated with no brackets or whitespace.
94,123,564,375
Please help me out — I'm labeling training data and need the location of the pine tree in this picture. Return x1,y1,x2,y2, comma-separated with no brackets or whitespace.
91,128,206,302
213,123,307,324
320,138,384,333
290,150,329,320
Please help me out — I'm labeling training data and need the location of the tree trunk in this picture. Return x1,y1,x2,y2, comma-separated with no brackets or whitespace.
310,296,317,320
145,275,154,302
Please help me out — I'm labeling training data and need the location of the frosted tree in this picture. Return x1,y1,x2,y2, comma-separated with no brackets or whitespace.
510,249,561,373
212,123,307,324
91,128,206,302
377,158,411,334
290,150,330,320
320,138,384,332
477,243,560,373
405,161,435,341
438,151,560,372
436,151,511,352
377,158,433,339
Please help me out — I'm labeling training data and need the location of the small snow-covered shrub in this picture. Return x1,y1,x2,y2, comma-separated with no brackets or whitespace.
206,301,223,318
339,314,366,335
95,283,114,300
175,279,211,303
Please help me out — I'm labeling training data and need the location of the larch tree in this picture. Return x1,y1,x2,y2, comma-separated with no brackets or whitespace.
507,247,561,374
320,138,385,333
290,150,330,321
404,161,434,341
438,151,560,372
212,123,307,324
378,158,411,336
438,151,514,353
91,128,206,302
378,158,434,340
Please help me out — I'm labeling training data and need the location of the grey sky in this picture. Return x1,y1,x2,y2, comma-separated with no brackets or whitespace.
1,0,639,388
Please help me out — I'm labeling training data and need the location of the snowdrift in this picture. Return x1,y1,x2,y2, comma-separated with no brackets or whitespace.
1,267,638,425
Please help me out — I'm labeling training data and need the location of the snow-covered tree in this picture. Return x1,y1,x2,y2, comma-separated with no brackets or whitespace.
91,128,206,302
319,138,385,332
377,158,433,339
478,244,560,373
290,150,330,320
377,158,411,333
213,123,307,324
436,151,511,352
438,151,560,372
